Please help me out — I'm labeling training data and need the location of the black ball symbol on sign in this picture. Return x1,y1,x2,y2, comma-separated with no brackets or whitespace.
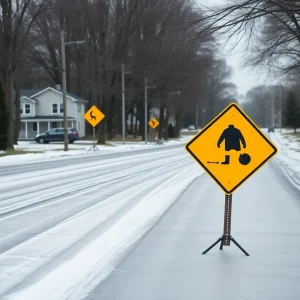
239,153,251,165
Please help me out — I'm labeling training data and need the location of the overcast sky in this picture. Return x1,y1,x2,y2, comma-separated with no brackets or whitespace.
197,0,275,97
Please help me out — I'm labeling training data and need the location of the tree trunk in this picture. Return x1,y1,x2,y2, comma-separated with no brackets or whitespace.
107,96,115,140
175,111,181,138
130,110,133,134
164,109,170,140
97,97,107,145
0,81,8,151
158,104,164,139
14,87,21,145
138,102,145,139
97,93,106,144
125,108,129,137
5,75,14,149
134,114,138,138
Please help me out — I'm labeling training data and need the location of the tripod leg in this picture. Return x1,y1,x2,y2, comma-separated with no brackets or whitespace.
219,236,224,250
230,237,250,256
202,238,222,255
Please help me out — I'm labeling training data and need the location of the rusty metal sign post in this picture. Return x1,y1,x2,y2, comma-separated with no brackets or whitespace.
202,194,250,256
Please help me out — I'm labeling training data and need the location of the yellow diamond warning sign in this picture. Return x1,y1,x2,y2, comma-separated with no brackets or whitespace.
84,105,105,127
185,103,278,194
148,117,159,129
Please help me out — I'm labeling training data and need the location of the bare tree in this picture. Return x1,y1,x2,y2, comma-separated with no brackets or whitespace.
193,0,300,76
0,0,53,149
11,0,237,144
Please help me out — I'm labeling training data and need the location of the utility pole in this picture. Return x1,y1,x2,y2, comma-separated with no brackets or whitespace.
144,78,156,144
279,85,282,132
120,63,134,145
121,63,125,145
271,88,275,127
202,108,206,128
60,11,68,152
144,78,148,144
195,102,199,129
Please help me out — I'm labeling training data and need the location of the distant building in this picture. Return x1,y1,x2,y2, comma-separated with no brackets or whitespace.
19,85,88,139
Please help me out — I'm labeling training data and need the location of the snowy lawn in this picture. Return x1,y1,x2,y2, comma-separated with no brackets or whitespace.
268,128,300,189
271,129,300,161
0,135,192,166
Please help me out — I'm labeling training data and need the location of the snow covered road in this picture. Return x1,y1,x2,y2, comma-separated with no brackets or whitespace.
1,133,300,300
0,146,202,299
85,160,300,300
0,143,182,176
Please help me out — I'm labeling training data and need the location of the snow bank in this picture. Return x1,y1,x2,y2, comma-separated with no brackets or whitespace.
0,136,191,166
269,130,300,189
270,130,300,162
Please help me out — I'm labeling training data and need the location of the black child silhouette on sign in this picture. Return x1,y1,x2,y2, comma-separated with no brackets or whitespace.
217,125,246,164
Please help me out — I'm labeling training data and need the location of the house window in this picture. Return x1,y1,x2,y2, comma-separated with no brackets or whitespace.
33,122,37,131
24,104,31,114
52,104,58,113
52,122,58,128
78,103,83,113
52,103,63,113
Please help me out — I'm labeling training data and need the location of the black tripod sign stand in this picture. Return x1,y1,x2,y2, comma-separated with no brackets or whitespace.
202,194,250,256
88,127,99,152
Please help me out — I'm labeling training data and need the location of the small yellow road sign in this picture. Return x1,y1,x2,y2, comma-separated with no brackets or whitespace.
84,105,105,127
148,117,159,129
185,103,278,194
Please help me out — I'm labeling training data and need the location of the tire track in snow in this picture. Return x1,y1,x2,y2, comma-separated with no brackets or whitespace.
3,166,201,300
0,157,190,248
0,144,182,176
0,148,182,192
0,158,199,297
0,151,187,217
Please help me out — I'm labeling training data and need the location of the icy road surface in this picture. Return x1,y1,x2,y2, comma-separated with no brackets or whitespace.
0,145,201,299
2,140,300,299
85,159,300,300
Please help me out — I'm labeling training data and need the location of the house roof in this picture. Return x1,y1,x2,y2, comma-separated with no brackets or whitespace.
21,116,76,120
20,87,88,103
20,95,39,103
20,89,42,98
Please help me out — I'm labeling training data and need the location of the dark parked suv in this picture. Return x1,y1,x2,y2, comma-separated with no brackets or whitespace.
35,128,80,144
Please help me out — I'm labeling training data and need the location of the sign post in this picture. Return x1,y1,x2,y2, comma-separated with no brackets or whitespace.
185,103,278,256
148,117,159,142
84,105,105,152
223,194,232,246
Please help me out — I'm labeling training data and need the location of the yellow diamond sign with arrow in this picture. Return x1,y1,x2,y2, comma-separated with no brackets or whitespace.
84,105,105,127
148,117,159,129
185,103,278,194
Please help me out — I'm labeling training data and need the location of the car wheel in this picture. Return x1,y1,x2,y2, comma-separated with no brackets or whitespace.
39,137,45,144
69,139,74,144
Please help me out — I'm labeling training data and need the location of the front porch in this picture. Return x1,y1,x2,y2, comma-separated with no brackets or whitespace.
20,117,78,139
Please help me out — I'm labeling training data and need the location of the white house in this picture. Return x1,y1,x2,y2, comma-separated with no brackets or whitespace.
19,85,88,139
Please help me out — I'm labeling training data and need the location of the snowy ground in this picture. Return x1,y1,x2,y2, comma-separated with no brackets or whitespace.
0,128,300,299
0,135,192,166
268,128,300,189
0,146,202,299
